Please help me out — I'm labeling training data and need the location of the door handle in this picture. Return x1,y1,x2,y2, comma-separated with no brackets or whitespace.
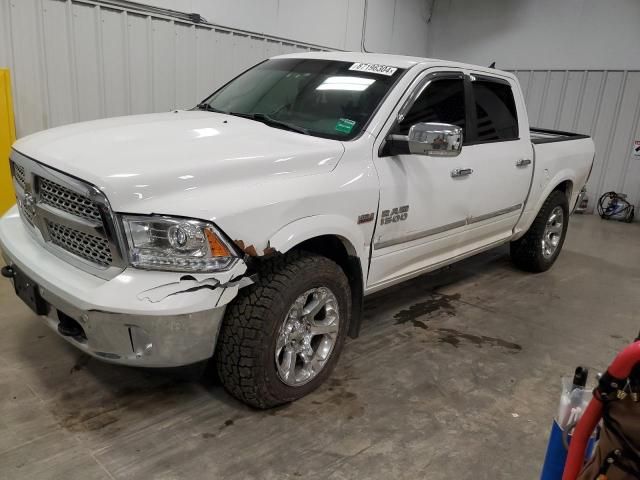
451,168,473,178
516,158,532,167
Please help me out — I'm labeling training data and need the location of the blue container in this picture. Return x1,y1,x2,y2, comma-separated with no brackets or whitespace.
540,420,597,480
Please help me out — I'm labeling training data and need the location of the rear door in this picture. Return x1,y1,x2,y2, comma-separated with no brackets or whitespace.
460,73,534,249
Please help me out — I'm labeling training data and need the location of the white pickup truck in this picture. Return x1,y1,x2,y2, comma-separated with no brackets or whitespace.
1,52,594,408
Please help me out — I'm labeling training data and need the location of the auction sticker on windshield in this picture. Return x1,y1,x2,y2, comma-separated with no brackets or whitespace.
349,63,398,76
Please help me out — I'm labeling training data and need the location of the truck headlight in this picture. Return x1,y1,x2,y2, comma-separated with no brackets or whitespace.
121,215,239,272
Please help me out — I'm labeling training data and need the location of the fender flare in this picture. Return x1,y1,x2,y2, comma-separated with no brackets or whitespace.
268,215,367,338
515,170,576,237
268,214,366,260
532,169,575,214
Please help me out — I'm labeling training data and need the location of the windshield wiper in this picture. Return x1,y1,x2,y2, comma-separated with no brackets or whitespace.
195,103,227,113
228,112,309,135
196,106,309,135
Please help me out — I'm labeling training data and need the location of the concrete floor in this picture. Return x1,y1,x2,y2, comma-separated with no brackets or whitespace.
0,214,638,480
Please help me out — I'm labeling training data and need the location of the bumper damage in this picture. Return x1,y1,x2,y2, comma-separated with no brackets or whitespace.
0,206,250,367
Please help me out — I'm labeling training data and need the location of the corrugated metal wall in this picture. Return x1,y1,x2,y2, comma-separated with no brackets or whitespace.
0,0,330,138
513,70,640,216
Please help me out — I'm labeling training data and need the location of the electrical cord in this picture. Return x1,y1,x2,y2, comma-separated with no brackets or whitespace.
597,191,635,222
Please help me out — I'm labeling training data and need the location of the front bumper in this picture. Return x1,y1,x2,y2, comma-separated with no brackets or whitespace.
0,206,248,367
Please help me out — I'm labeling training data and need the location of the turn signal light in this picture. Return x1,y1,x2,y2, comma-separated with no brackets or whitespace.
205,228,231,257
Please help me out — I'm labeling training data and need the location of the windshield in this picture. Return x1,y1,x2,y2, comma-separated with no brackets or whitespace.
200,58,405,140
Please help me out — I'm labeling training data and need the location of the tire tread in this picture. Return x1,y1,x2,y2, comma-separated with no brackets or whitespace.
215,251,348,408
510,189,569,272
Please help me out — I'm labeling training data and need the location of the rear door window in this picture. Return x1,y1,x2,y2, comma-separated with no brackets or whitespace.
471,79,519,142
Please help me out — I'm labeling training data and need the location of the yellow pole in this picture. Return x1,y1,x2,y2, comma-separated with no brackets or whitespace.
0,69,16,215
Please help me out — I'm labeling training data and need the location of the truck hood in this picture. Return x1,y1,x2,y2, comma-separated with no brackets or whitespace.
13,111,345,212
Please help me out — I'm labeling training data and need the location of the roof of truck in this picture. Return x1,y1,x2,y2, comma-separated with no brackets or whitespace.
272,51,513,78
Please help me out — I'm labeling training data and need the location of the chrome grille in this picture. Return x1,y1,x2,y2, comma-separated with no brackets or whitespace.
46,220,113,267
10,150,126,279
39,177,102,222
13,162,25,188
19,198,35,225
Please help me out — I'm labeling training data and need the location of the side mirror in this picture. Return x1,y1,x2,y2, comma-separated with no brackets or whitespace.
407,122,463,157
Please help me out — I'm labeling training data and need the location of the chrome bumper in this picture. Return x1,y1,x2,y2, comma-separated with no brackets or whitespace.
38,286,226,367
2,267,226,367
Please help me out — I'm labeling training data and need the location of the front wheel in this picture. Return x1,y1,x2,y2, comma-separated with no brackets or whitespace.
510,189,569,272
215,251,351,408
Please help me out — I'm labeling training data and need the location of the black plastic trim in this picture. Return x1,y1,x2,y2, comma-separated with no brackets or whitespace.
464,137,522,147
347,255,364,338
530,127,591,144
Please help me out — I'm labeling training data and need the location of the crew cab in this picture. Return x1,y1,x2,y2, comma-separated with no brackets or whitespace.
0,52,594,408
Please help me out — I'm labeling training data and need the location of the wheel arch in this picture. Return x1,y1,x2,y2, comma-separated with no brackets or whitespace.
514,172,576,239
538,172,576,213
267,216,367,338
553,179,574,202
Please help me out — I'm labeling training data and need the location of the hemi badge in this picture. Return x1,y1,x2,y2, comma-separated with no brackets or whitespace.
357,213,375,224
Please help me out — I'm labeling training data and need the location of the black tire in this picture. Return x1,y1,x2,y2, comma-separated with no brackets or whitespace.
215,251,351,408
510,189,569,273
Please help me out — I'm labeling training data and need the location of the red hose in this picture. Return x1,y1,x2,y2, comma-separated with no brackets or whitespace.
562,398,603,480
562,341,640,480
608,341,640,378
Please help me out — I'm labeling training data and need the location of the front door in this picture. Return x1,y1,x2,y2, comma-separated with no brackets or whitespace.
368,72,474,290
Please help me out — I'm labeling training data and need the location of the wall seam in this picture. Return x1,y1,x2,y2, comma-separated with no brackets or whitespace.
95,5,107,117
571,70,588,132
146,15,153,112
37,0,53,129
553,70,569,130
122,10,132,114
618,76,640,191
66,0,81,122
595,71,628,197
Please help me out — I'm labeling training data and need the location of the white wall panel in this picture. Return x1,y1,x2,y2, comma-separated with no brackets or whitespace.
193,26,215,101
515,69,640,217
0,0,340,138
42,0,75,127
7,0,48,135
101,7,128,117
72,2,102,121
175,22,197,109
139,0,431,56
0,0,10,69
151,18,176,113
126,12,152,114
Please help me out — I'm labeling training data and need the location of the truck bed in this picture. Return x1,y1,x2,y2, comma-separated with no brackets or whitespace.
530,128,590,145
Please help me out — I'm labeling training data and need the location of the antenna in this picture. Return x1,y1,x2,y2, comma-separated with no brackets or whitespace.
489,62,496,69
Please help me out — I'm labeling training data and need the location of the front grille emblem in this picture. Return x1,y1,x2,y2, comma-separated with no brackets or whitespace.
23,190,36,218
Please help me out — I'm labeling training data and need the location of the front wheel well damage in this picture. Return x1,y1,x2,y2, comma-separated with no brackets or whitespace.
248,235,364,339
292,236,364,339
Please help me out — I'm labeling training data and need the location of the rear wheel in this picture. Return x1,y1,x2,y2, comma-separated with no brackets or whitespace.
215,251,351,408
510,189,569,272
